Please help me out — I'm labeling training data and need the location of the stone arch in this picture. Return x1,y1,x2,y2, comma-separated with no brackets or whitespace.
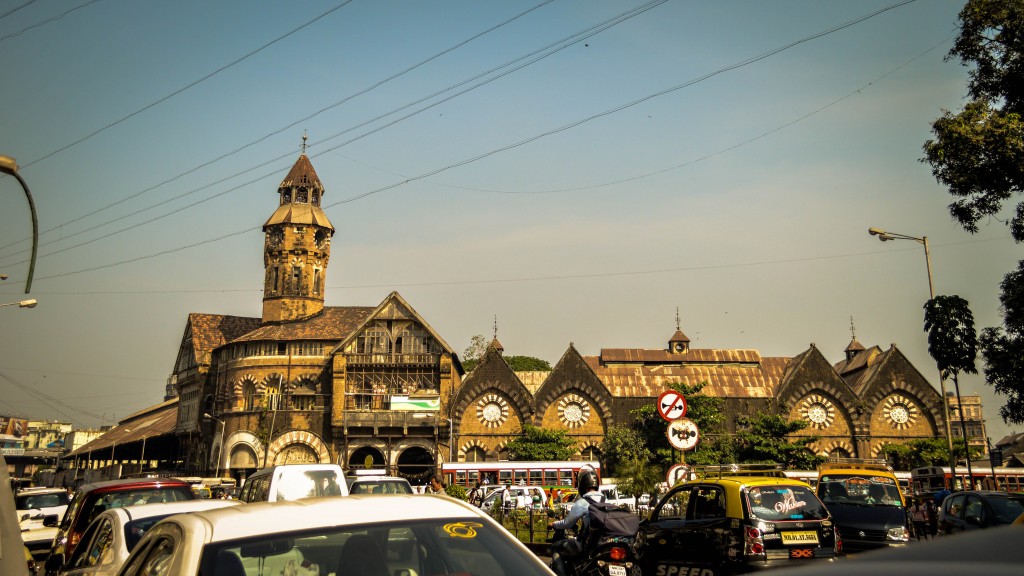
452,381,534,436
396,444,435,484
778,380,861,429
265,429,331,466
536,388,608,434
534,345,614,429
223,429,264,472
348,444,388,471
459,439,489,462
576,441,602,461
817,439,856,458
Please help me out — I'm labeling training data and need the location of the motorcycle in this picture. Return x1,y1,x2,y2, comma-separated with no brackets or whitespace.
548,513,640,576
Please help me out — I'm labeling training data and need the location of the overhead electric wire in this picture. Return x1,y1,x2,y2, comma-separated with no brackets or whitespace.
0,0,101,44
0,0,557,255
0,0,665,265
17,0,356,170
22,0,915,281
0,0,39,21
0,369,105,421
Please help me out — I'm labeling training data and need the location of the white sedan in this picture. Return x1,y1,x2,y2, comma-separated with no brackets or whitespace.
49,499,239,576
114,494,554,576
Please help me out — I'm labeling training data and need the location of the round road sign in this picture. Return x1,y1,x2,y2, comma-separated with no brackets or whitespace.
667,463,690,486
657,390,687,422
666,417,699,451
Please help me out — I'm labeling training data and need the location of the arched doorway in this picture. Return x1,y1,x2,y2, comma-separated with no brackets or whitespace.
348,446,386,472
276,443,319,465
396,446,434,485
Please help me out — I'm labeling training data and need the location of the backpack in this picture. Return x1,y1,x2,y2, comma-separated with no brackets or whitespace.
582,500,640,549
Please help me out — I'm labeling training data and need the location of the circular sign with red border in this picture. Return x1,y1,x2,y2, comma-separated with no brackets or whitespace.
666,418,699,451
657,390,687,422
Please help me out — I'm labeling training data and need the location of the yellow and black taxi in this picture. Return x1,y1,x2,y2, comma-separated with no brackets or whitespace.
815,458,908,551
636,465,839,576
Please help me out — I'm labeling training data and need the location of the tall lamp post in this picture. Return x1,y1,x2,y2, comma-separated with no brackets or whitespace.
445,418,454,463
0,155,39,293
868,227,957,484
204,413,226,478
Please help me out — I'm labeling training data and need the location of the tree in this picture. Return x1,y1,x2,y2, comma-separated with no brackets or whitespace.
504,356,552,371
733,413,826,470
922,0,1024,424
630,381,730,470
879,437,975,469
506,424,575,461
600,425,652,477
613,456,663,499
461,335,488,371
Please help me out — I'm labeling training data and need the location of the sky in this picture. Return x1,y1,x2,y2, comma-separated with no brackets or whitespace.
0,0,1019,443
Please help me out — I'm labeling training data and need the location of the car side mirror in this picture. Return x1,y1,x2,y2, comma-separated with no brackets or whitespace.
44,554,64,573
43,514,59,527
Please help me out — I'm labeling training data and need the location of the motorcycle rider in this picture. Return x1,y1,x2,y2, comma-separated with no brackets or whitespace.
547,468,605,576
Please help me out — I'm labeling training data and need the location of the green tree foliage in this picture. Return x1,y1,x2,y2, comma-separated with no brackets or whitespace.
630,382,732,469
922,0,1024,424
614,457,663,499
733,413,826,470
506,424,575,461
924,296,978,381
879,437,975,469
445,483,468,501
600,425,652,477
504,356,552,371
461,334,488,372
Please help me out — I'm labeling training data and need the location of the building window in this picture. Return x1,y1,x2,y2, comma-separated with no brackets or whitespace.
292,267,301,294
296,187,308,203
243,382,257,411
265,378,282,410
313,269,321,295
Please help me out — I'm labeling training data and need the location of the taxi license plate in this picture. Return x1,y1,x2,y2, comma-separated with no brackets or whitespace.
781,531,819,545
608,565,627,576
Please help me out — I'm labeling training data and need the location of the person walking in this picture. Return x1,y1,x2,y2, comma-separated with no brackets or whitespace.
910,498,929,540
428,474,445,495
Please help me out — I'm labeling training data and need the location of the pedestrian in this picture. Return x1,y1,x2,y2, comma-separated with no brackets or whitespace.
428,474,445,495
501,483,512,511
551,488,562,505
468,481,483,506
925,499,938,536
910,498,929,540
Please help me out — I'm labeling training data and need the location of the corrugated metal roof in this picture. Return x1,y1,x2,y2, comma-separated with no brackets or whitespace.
67,399,178,456
584,353,791,398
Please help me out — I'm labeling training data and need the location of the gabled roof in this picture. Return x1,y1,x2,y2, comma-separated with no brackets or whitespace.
187,313,263,366
669,329,690,344
280,154,323,191
231,306,374,343
334,292,457,355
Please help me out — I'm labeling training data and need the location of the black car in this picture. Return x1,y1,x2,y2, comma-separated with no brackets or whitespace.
939,490,1024,533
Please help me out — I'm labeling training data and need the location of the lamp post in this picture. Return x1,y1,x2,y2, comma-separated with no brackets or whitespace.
0,155,39,293
446,418,454,463
0,298,36,308
204,413,226,478
868,227,957,484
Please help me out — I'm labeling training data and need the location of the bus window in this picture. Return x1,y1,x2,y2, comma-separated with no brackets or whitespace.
529,470,543,486
499,471,512,485
544,470,558,486
559,470,572,486
456,471,467,486
514,470,527,485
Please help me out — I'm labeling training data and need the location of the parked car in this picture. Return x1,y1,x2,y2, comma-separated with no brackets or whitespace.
114,494,554,576
44,477,196,572
637,465,838,575
344,475,413,495
939,490,1024,533
237,464,348,503
15,488,70,557
599,484,638,510
479,485,548,511
45,499,239,576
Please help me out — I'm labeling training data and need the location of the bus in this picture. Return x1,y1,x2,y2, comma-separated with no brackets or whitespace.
910,466,1024,494
441,460,600,492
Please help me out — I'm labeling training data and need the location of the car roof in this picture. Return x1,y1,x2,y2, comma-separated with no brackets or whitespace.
163,495,485,543
349,476,408,482
16,487,65,495
102,499,241,523
685,476,811,489
78,477,191,493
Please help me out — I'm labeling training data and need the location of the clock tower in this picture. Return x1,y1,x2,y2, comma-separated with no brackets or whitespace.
262,148,334,323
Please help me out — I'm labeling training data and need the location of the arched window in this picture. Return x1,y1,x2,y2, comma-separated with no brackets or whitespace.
290,378,317,411
465,446,487,463
580,445,601,461
242,381,257,411
265,376,283,410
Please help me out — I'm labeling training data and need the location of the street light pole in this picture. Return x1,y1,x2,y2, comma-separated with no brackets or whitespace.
0,298,37,308
0,155,39,293
446,418,454,463
204,413,226,478
869,227,957,485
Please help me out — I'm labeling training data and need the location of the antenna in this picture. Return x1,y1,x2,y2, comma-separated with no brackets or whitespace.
849,316,856,340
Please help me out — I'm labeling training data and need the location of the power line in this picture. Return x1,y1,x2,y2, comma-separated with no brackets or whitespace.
9,0,915,279
0,0,101,44
0,0,40,21
18,0,355,170
0,0,665,264
0,369,105,421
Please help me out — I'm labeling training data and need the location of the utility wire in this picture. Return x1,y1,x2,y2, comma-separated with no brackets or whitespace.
0,0,101,44
15,0,914,279
18,0,355,170
0,0,39,21
0,0,664,263
0,0,555,254
0,369,105,421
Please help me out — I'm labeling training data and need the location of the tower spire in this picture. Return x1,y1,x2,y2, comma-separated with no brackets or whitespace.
301,131,308,153
676,306,681,331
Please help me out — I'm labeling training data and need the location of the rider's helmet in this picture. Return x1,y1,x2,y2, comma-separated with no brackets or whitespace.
576,468,599,494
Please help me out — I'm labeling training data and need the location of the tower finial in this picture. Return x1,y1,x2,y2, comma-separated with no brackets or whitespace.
849,315,856,340
301,131,309,153
675,307,681,331
493,315,498,340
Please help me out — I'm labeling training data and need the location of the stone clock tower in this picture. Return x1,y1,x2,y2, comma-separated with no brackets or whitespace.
262,148,335,323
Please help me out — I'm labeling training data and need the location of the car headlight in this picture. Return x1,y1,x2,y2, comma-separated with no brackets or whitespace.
887,526,909,542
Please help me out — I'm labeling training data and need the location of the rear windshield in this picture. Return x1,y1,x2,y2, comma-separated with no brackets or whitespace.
274,468,346,500
745,485,829,521
16,492,69,510
74,487,194,532
350,481,412,495
817,474,904,507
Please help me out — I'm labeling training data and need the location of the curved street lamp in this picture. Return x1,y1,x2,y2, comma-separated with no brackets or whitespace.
868,227,957,482
204,413,227,478
0,155,39,293
0,298,37,308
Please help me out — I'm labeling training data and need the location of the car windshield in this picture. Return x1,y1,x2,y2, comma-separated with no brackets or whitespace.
817,474,903,508
197,518,549,576
275,469,345,500
350,481,412,495
16,492,69,510
746,485,829,521
989,495,1024,523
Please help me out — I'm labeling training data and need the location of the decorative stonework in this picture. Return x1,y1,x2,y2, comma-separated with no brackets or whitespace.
557,393,591,428
883,394,918,429
799,394,836,429
476,393,509,428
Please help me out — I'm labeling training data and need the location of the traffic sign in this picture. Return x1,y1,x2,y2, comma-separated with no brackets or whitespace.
666,418,699,451
667,463,690,486
657,390,687,422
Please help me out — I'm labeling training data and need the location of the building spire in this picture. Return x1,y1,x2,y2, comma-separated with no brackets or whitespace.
301,131,309,153
676,307,681,331
493,315,498,340
849,315,856,340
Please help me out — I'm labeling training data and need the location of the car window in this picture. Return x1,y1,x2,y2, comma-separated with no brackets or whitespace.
125,515,174,551
989,496,1024,523
16,492,69,509
946,494,966,518
964,495,984,520
66,518,104,569
137,536,176,576
688,486,726,520
653,487,690,520
746,485,828,521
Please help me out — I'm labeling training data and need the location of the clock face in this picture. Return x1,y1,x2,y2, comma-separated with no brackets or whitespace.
268,228,284,248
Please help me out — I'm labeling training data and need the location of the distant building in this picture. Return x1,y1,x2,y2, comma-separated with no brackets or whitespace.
24,420,72,450
947,393,989,456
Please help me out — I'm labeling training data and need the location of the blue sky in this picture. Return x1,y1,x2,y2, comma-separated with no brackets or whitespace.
0,1,1018,443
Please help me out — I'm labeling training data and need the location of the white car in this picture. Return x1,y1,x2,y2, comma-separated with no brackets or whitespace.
47,499,239,576
480,486,549,512
115,495,554,576
15,488,70,555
